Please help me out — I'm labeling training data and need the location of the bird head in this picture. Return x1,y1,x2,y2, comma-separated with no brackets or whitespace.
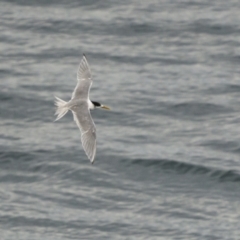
91,101,110,110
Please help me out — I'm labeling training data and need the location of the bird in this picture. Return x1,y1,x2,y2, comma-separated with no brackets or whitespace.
54,54,110,164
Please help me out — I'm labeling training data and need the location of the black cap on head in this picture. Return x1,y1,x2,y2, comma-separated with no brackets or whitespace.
91,101,101,107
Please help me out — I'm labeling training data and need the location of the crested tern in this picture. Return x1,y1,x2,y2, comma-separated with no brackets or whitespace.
54,55,110,164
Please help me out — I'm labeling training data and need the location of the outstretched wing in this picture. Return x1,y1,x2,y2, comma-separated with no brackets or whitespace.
72,55,92,100
72,102,97,163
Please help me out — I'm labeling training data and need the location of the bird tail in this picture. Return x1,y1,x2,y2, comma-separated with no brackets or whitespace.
54,96,69,121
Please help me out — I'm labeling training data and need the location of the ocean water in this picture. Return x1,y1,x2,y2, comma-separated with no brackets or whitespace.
1,0,240,239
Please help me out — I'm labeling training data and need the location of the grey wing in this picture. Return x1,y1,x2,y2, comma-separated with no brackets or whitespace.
72,55,92,100
73,106,97,163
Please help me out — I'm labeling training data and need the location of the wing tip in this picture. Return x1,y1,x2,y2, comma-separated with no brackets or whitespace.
90,152,96,164
89,147,96,164
80,54,89,68
82,54,89,63
83,53,86,59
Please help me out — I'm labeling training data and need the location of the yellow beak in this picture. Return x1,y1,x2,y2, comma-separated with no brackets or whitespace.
101,105,111,110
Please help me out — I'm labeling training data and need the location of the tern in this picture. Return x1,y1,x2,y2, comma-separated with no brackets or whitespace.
54,55,110,164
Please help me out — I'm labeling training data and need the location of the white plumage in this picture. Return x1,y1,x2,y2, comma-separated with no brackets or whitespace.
54,55,110,163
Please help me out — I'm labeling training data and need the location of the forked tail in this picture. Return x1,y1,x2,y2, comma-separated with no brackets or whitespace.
54,97,69,121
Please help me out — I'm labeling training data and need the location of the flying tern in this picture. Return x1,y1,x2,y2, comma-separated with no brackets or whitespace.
55,55,110,163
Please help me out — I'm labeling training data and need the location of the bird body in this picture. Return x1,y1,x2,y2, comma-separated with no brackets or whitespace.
54,55,110,163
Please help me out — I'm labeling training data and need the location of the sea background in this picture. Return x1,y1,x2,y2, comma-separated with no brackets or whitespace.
0,0,240,239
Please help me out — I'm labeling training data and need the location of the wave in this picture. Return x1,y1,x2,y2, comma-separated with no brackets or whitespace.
188,18,238,36
165,102,231,117
0,91,54,122
0,150,34,163
2,148,240,183
200,139,240,154
135,100,232,121
203,84,240,95
128,158,240,183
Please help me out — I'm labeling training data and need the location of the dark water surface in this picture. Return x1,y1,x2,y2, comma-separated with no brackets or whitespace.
1,0,240,239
